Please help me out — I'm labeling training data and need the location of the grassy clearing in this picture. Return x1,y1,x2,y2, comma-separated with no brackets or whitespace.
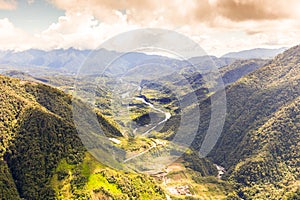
50,152,166,199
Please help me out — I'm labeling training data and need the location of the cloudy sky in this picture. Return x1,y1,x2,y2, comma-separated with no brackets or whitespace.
0,0,300,56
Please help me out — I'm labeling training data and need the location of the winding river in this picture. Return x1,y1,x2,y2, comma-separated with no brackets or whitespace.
134,97,171,135
115,85,225,178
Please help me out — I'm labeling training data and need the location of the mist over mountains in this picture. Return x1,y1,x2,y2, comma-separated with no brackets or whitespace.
0,47,285,76
222,47,288,59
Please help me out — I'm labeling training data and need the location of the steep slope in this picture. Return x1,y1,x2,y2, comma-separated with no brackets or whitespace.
2,70,50,83
0,75,164,199
209,44,300,167
220,59,268,85
191,45,300,199
230,97,300,199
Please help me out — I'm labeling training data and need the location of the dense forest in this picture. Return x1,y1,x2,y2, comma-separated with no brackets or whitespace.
193,45,300,199
0,75,163,199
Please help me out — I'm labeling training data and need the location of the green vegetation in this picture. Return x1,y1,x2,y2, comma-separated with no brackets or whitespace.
230,97,300,199
51,152,166,199
0,74,224,199
192,45,300,199
0,75,164,199
220,58,268,85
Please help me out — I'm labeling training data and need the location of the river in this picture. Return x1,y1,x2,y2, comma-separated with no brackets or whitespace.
134,97,171,135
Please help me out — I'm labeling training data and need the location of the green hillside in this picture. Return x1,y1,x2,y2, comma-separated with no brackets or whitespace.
192,45,300,199
220,58,268,85
230,97,300,199
0,75,164,199
0,75,229,199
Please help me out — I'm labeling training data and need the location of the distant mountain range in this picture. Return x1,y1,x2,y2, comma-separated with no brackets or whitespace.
0,47,285,77
222,47,288,59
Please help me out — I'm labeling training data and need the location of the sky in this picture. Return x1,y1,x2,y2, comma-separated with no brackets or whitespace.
0,0,300,56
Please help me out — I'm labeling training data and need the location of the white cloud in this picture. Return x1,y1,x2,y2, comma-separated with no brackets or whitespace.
0,12,139,51
38,11,139,50
0,0,16,10
27,0,34,5
48,0,300,27
175,22,300,56
0,0,300,56
0,18,34,50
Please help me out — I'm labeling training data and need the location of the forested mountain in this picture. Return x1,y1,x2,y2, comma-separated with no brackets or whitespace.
0,75,226,199
0,75,164,199
220,59,268,85
230,97,300,199
193,45,300,199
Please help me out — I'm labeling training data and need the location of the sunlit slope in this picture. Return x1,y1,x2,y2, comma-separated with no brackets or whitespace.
0,75,227,199
0,75,163,199
192,45,300,199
